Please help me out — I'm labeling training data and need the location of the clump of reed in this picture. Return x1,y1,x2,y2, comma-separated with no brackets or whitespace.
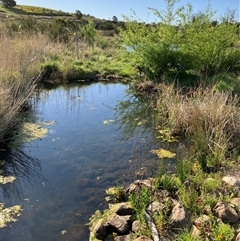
0,31,45,146
156,84,240,170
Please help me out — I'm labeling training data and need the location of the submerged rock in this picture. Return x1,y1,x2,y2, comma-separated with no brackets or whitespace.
93,219,109,240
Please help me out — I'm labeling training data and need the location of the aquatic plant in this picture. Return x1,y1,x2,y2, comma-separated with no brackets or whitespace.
0,203,22,228
0,175,16,184
10,120,55,147
105,186,125,203
151,148,176,159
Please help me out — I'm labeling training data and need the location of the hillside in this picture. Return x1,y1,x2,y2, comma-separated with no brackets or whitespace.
0,4,72,16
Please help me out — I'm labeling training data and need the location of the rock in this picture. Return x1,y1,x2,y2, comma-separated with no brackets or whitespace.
231,197,240,208
132,220,140,233
108,215,130,235
170,203,191,230
115,235,131,241
116,203,134,215
191,225,202,237
194,215,211,228
214,201,239,224
133,236,153,241
147,201,165,213
93,218,108,240
158,190,171,198
235,232,240,241
204,205,212,215
126,179,153,194
222,176,240,190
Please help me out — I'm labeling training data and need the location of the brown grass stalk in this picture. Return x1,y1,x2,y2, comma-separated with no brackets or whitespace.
156,84,240,169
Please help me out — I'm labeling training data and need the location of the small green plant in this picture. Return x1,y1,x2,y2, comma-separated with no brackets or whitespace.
105,186,125,203
176,229,202,241
152,210,169,236
175,159,192,184
202,196,218,210
129,186,151,223
201,177,222,194
178,186,199,213
211,222,234,241
155,174,179,191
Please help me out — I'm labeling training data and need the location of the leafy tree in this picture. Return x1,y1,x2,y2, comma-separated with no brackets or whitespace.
75,10,83,20
80,20,97,45
119,0,240,82
47,18,74,42
112,16,118,23
1,0,16,7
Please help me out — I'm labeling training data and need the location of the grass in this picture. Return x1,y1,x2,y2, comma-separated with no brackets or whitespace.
0,31,44,146
0,4,71,16
0,18,135,146
155,84,240,171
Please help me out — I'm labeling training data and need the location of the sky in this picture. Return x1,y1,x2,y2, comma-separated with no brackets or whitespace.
16,0,240,22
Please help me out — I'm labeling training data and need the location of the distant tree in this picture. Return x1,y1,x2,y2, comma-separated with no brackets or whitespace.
112,15,118,23
1,0,16,7
75,10,83,20
80,20,97,45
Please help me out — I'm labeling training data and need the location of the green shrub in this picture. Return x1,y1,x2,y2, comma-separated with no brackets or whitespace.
119,0,240,83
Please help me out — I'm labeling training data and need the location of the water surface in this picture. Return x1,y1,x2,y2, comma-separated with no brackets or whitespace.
0,82,159,241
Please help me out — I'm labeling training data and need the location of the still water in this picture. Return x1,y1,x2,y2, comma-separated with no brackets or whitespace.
0,82,160,241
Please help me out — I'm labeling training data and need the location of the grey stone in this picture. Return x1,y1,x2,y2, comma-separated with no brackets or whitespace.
116,202,134,216
134,179,153,189
231,197,240,208
147,201,165,213
133,236,153,241
214,201,239,224
108,215,130,235
170,203,191,230
222,176,240,189
191,225,202,237
93,218,108,240
132,220,140,233
235,232,240,241
194,215,211,227
115,235,131,241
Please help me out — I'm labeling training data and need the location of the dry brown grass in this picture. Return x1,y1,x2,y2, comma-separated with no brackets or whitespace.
0,31,48,145
156,84,240,169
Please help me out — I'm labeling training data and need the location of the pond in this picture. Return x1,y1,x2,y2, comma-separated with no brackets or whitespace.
0,82,162,241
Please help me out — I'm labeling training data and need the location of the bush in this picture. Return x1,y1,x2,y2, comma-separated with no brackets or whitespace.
119,0,240,82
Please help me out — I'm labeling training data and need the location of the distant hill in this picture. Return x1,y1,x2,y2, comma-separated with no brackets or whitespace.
0,4,72,16
0,4,125,36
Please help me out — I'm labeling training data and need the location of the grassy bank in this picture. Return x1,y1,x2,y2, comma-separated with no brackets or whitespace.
0,30,42,147
0,15,135,146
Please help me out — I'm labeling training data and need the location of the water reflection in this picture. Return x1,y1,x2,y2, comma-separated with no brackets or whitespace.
115,90,158,141
1,82,161,241
0,148,44,200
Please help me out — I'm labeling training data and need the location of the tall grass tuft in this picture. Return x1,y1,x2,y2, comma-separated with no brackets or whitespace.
156,84,240,170
0,31,44,146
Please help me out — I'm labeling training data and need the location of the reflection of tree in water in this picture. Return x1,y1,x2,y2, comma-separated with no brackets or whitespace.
114,90,158,140
0,147,45,200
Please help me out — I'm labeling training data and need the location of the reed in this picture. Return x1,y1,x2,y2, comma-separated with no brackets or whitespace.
156,84,240,170
0,31,45,146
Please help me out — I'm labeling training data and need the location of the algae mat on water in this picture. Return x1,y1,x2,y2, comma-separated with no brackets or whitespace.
11,120,56,147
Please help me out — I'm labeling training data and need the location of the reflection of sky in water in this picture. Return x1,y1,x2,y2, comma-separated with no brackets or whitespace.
0,83,158,241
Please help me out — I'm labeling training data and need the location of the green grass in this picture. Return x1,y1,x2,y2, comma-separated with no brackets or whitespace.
0,4,71,16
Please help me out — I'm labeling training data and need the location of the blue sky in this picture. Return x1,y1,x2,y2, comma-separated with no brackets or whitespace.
16,0,240,21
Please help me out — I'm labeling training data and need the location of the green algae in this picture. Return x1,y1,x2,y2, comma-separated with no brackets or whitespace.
151,148,176,159
11,120,55,147
0,203,22,228
0,175,16,184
